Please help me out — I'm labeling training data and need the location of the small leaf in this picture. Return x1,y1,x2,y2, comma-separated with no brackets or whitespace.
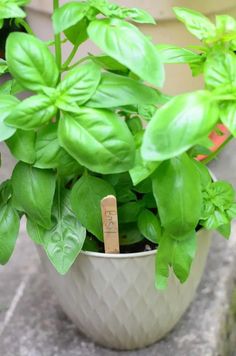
64,17,89,46
156,44,202,64
71,175,115,241
118,201,144,224
88,18,164,87
57,61,101,106
11,162,56,229
119,223,144,246
0,202,20,265
138,209,161,244
129,149,160,186
6,33,59,91
58,109,135,174
5,95,57,130
0,2,26,20
173,7,216,41
26,218,45,245
204,51,236,89
123,8,156,25
52,1,89,34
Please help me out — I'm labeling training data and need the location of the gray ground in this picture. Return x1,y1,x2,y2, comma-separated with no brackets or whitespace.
0,142,236,356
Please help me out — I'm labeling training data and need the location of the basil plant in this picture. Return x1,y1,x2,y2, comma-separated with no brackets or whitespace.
0,0,236,290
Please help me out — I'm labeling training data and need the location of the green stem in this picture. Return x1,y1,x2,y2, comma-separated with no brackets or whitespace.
17,19,35,35
202,134,233,165
62,44,80,70
64,56,91,71
53,0,62,82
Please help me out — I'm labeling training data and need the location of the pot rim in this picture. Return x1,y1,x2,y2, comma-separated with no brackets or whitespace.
81,228,207,259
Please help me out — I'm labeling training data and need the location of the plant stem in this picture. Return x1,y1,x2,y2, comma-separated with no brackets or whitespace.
53,0,62,81
64,56,91,71
62,44,80,70
202,134,233,165
17,19,35,35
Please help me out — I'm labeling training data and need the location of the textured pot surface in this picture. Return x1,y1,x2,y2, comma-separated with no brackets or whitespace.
38,229,212,350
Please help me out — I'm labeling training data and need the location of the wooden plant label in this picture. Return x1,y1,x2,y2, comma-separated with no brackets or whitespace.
101,195,120,254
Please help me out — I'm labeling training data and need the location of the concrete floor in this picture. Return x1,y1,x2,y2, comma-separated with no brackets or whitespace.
0,141,236,356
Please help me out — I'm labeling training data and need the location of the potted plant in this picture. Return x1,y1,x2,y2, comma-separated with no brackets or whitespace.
1,0,236,350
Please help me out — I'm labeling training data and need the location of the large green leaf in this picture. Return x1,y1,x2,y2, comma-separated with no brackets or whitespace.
173,7,216,41
88,18,164,87
57,61,101,106
155,231,196,289
6,129,36,164
204,51,236,89
43,188,86,274
152,154,202,238
58,109,135,174
0,1,26,19
0,202,20,265
11,162,56,229
71,175,115,241
5,95,57,130
52,1,89,34
0,94,19,141
64,17,89,46
220,102,236,136
142,91,219,161
6,33,59,91
86,72,163,108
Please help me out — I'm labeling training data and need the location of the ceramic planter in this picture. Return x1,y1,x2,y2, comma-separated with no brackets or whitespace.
38,229,212,350
26,0,236,94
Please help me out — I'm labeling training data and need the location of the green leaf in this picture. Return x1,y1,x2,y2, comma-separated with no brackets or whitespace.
26,218,45,245
34,123,81,175
6,130,36,164
86,72,163,108
0,1,26,19
58,109,135,174
11,162,56,229
6,33,59,91
88,18,164,87
89,54,128,72
0,202,20,265
42,188,86,275
0,94,19,141
204,51,236,89
155,231,196,289
138,209,161,244
152,154,202,238
156,44,202,64
0,59,7,74
0,180,12,205
71,175,115,241
173,7,216,41
57,61,101,106
220,102,236,136
52,1,89,34
123,8,156,25
64,17,89,46
217,223,231,239
142,91,219,161
129,149,160,186
5,95,57,130
118,201,144,224
216,15,236,35
119,223,144,246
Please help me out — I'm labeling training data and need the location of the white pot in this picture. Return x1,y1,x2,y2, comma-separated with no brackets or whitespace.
27,1,236,94
38,229,212,350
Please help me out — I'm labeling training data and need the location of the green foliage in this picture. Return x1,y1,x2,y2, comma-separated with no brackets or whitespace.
0,0,236,290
